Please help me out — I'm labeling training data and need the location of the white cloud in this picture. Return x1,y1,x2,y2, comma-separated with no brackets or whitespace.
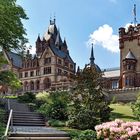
30,46,36,54
87,24,119,53
24,43,36,54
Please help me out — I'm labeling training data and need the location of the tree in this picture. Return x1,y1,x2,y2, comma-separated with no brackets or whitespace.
0,0,28,92
67,66,111,130
0,70,21,90
0,0,28,51
131,93,140,120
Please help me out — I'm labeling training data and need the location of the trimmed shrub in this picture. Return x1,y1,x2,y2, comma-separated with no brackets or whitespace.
37,91,69,120
47,119,65,127
18,92,35,103
78,130,97,140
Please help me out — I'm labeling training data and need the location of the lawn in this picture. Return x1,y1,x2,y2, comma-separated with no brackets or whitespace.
110,103,137,121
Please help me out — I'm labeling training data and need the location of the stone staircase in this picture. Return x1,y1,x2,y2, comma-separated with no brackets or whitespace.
8,127,70,140
6,99,71,140
12,111,45,126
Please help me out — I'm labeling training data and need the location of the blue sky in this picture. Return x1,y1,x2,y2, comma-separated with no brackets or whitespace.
17,0,140,69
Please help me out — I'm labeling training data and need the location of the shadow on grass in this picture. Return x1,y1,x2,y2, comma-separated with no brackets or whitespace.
110,112,136,121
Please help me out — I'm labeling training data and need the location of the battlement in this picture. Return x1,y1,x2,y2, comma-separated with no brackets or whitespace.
119,24,140,38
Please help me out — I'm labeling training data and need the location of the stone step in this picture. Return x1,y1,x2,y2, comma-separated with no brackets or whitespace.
10,133,69,137
13,118,44,121
13,122,45,126
8,137,71,140
13,111,42,115
13,120,45,124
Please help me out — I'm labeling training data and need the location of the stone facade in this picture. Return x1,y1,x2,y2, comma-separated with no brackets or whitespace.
1,19,76,94
103,24,140,90
119,24,140,88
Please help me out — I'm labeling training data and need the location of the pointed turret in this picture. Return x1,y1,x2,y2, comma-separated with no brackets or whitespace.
36,34,41,42
76,66,80,75
90,44,95,66
63,38,68,49
125,49,136,60
55,30,62,46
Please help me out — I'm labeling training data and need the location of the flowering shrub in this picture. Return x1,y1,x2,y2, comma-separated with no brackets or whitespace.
95,119,140,140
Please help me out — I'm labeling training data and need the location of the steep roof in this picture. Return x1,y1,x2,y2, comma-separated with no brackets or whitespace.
125,50,136,60
6,51,22,68
55,30,63,46
50,45,74,64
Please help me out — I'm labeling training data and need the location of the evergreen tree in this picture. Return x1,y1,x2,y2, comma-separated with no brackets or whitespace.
68,66,111,130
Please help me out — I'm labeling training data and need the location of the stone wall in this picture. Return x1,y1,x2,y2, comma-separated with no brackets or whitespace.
106,88,140,102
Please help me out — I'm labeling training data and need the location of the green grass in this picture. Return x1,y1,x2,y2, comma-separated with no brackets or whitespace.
110,103,137,121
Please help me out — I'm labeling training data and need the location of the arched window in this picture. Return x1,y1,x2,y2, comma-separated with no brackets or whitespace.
125,77,129,86
30,81,34,90
24,81,28,91
36,80,40,90
44,78,51,89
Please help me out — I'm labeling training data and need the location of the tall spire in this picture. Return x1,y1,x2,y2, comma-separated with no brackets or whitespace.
90,43,95,66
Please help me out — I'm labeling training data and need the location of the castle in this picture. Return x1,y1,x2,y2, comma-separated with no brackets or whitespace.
1,18,140,95
103,24,140,90
1,19,76,94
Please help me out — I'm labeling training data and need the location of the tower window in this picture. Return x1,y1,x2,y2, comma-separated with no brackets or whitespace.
112,81,118,89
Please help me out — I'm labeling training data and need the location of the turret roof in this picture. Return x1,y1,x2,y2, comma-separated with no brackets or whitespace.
125,50,136,60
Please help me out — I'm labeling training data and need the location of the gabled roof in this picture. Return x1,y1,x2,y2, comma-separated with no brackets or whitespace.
6,51,22,68
50,45,74,64
125,50,136,60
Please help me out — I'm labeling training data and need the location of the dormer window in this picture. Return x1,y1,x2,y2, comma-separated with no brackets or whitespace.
44,57,51,65
65,62,69,67
58,59,62,65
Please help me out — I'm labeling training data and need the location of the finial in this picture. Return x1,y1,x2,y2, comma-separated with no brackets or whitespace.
54,12,56,24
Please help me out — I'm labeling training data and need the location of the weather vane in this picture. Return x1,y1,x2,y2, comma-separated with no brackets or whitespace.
133,4,137,26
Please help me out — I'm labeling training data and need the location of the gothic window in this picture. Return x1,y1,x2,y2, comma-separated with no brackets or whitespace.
44,67,51,74
64,62,69,67
33,61,36,67
36,70,40,76
30,71,34,77
58,68,62,75
125,77,129,86
19,73,22,78
30,81,34,90
70,64,73,70
44,57,51,65
58,59,62,65
64,71,68,76
44,78,51,89
25,72,28,77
